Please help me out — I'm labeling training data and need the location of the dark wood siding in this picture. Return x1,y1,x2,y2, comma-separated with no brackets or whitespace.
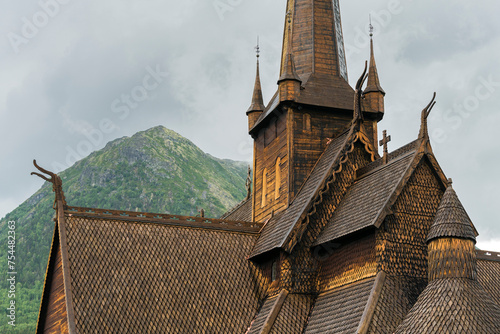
42,245,68,333
254,111,289,222
290,107,352,200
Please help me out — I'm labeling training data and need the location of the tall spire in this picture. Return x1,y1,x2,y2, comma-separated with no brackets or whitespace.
274,0,354,110
247,39,266,130
280,0,348,82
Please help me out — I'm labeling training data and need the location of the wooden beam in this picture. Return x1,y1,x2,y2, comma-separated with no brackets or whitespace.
260,290,289,334
357,271,386,334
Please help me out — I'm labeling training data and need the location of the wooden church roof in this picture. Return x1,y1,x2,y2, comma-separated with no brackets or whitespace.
34,0,500,332
36,198,267,333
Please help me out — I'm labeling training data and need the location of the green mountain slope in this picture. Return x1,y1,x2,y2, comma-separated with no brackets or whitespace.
0,126,248,333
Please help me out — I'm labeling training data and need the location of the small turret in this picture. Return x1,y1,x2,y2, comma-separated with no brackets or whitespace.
247,42,266,131
363,23,385,120
427,179,477,281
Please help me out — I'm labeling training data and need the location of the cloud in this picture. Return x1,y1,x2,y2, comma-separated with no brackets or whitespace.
1,0,499,248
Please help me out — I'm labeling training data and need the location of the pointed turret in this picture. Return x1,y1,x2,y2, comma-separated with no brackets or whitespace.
395,179,500,333
278,12,302,102
427,179,477,244
247,44,266,130
363,28,385,120
427,179,478,281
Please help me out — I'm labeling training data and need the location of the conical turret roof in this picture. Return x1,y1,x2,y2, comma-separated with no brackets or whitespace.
427,180,477,243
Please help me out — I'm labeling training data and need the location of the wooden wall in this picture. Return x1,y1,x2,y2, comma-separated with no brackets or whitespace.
41,244,69,333
289,107,352,200
318,233,377,292
253,110,289,222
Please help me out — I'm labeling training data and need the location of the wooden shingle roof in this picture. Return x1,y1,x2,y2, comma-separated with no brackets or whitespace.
304,275,381,333
220,195,253,222
39,206,267,333
394,278,500,333
477,251,500,305
427,182,477,242
246,291,312,333
314,150,415,245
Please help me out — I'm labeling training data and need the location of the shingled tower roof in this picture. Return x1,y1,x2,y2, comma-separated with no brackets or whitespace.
427,180,477,243
247,54,266,114
395,180,500,333
364,37,385,95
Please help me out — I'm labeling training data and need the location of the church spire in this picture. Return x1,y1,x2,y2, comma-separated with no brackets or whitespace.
247,40,266,130
280,0,348,83
364,20,385,118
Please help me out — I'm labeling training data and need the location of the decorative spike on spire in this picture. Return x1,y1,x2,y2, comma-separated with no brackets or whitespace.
247,39,266,114
419,92,437,140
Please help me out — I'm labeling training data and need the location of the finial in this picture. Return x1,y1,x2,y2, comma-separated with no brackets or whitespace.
245,166,252,200
447,178,453,187
31,160,67,209
369,14,374,37
419,92,437,140
255,36,260,59
379,130,391,164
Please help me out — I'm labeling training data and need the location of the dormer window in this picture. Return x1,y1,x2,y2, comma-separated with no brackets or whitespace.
271,260,278,282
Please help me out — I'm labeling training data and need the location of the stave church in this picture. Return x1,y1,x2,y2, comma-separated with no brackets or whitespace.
35,0,500,333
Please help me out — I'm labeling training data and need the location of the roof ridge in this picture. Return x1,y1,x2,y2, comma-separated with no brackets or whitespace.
65,206,263,234
477,250,500,262
356,150,416,181
356,140,419,177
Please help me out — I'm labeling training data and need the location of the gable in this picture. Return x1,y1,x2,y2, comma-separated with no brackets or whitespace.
250,127,377,259
314,151,414,246
36,225,69,334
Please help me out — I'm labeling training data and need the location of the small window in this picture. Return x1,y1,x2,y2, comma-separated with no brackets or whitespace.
261,168,268,208
271,260,278,282
303,113,311,132
275,157,281,200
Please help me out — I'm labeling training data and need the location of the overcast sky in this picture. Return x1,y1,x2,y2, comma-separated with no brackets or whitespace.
1,0,499,250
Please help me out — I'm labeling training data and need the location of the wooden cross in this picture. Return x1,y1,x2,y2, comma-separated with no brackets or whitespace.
379,130,391,163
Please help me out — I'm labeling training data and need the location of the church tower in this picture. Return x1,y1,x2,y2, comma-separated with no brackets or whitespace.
247,0,385,222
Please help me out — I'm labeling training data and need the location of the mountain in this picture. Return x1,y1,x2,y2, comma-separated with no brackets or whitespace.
0,126,249,333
